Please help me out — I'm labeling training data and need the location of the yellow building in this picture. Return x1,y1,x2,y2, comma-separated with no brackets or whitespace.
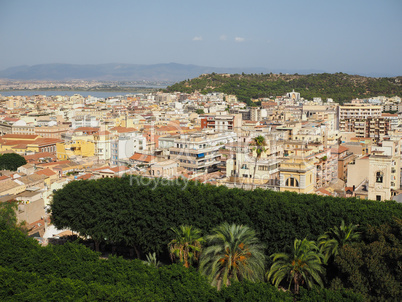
0,134,61,154
279,149,316,194
56,140,95,160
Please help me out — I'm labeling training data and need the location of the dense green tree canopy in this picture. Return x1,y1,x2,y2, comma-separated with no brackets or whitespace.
330,219,402,301
0,153,27,171
2,222,362,301
165,73,402,106
48,176,402,300
51,176,402,258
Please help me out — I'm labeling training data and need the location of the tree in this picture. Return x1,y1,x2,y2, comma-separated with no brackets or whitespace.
168,225,203,268
51,179,110,252
0,153,27,171
199,223,265,289
195,109,204,114
250,135,267,189
0,201,18,229
318,220,360,264
330,219,402,300
268,238,325,294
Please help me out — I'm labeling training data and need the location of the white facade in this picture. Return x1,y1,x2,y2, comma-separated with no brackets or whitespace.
71,116,99,129
111,133,146,166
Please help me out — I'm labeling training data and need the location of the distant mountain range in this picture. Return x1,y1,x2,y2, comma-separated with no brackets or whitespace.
0,63,326,82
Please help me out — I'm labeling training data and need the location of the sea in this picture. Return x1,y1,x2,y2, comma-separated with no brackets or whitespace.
0,90,162,98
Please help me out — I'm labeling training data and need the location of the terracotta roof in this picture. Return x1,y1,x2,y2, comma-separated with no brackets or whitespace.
108,166,130,173
3,117,19,122
74,127,99,132
129,153,156,163
332,145,349,154
76,173,93,180
109,126,137,133
1,134,39,140
35,168,57,177
316,188,331,196
12,144,28,149
24,152,56,161
0,175,10,181
31,138,63,146
96,130,111,135
91,166,110,172
382,113,397,117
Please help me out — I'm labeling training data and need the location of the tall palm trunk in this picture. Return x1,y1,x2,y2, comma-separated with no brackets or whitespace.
252,156,258,189
294,274,300,294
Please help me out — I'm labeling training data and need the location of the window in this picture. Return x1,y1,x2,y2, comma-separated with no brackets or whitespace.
285,177,299,187
376,171,383,183
376,195,381,201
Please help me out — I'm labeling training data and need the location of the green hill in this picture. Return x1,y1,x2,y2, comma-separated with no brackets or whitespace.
165,73,402,106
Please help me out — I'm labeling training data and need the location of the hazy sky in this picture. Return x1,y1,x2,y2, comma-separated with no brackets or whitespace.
1,0,401,76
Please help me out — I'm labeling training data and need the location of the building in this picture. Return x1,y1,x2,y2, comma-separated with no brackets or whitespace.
110,133,146,166
169,132,237,174
150,160,178,178
339,117,390,140
200,114,242,132
93,130,112,162
339,103,382,120
279,149,316,194
226,152,280,187
331,145,355,181
286,90,300,102
367,140,401,201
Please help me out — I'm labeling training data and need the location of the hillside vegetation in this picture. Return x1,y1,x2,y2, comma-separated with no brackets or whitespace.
165,73,402,105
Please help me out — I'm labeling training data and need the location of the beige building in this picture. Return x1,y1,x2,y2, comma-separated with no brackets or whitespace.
339,103,382,120
347,140,401,201
368,140,401,201
346,156,370,189
150,160,178,178
279,149,316,194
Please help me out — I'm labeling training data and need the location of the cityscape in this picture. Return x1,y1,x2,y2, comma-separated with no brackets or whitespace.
1,0,401,301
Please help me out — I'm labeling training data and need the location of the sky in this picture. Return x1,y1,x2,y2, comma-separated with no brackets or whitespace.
0,0,401,76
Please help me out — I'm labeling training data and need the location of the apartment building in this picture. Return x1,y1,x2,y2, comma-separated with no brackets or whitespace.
169,131,237,174
110,133,146,166
339,117,390,139
339,103,382,120
93,130,112,162
200,114,242,132
226,151,281,186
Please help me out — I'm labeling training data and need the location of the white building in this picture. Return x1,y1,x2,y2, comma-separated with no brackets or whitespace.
110,133,146,166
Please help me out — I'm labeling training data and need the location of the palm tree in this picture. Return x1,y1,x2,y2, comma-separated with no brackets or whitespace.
168,225,203,268
250,135,267,189
267,238,325,294
199,222,265,289
318,220,360,264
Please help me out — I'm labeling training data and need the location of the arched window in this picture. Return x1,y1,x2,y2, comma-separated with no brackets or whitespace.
285,177,299,187
376,171,383,183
